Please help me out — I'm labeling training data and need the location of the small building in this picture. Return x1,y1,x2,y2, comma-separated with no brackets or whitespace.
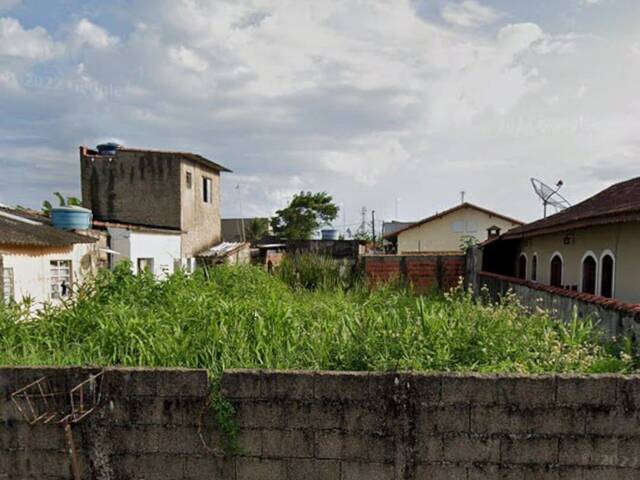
482,177,640,304
80,144,231,274
92,220,183,279
384,202,523,254
0,207,99,305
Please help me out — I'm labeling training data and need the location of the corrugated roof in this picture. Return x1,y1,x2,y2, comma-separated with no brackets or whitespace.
81,146,232,173
0,207,97,247
197,242,249,258
504,176,640,239
384,203,523,239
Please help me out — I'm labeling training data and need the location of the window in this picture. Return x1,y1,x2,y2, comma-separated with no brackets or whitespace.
137,258,154,274
600,252,615,298
1,267,14,304
50,260,72,300
452,221,464,233
186,171,192,189
517,254,527,280
581,253,597,295
202,177,212,203
531,254,537,282
550,253,563,287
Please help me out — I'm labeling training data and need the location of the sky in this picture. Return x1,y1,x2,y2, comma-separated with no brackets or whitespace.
1,0,639,233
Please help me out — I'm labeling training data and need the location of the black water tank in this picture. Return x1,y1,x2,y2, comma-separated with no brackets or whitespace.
96,142,122,155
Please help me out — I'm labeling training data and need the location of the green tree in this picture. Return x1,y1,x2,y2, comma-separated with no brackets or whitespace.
271,192,339,240
246,218,269,245
42,192,82,216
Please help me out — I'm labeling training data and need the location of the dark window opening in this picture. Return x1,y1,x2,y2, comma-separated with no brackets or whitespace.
581,255,597,295
186,171,192,189
203,177,212,203
550,255,563,287
531,255,537,282
517,254,527,280
601,254,614,298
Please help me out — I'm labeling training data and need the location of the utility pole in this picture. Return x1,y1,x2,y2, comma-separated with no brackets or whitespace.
371,210,376,242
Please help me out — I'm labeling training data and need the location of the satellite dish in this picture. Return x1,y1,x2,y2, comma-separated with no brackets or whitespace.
531,178,571,218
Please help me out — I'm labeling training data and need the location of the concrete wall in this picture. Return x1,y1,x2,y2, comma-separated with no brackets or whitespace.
4,367,640,479
477,271,640,339
108,227,182,279
397,206,521,254
516,222,640,303
0,242,99,306
81,149,182,230
180,161,222,257
363,254,465,292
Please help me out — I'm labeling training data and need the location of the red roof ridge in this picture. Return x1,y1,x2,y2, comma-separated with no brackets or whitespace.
384,202,524,239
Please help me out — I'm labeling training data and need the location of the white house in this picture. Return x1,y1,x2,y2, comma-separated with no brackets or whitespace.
93,220,184,279
0,207,99,306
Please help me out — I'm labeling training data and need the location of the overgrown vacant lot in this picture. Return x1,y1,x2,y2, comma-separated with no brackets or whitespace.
0,263,636,374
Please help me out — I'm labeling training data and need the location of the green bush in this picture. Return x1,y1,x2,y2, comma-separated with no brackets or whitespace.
276,253,357,291
0,262,636,374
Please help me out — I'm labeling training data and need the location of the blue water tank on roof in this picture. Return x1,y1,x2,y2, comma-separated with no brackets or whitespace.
51,207,93,231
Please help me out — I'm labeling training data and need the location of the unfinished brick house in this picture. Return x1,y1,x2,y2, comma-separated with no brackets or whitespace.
80,145,231,276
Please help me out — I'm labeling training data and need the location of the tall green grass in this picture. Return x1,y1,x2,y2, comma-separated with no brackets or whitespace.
0,262,635,374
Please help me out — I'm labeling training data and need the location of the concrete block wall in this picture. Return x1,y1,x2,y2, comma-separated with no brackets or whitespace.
3,367,640,479
363,254,465,292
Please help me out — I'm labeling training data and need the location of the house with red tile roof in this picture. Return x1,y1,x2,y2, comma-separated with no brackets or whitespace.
384,202,523,254
482,177,640,304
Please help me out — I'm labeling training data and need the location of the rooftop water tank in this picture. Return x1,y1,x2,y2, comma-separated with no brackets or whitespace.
51,206,93,231
321,229,339,241
96,142,122,156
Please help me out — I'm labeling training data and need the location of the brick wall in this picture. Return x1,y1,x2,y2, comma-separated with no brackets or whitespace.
3,367,640,479
363,254,465,292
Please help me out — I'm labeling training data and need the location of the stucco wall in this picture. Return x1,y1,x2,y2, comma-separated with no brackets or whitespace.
108,227,181,279
180,160,222,257
517,222,640,303
397,206,520,254
4,367,640,479
0,243,98,305
80,149,182,229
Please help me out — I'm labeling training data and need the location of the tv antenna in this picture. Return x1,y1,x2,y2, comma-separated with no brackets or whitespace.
531,178,571,218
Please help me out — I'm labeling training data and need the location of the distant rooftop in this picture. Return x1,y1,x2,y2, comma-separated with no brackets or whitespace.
384,202,523,239
80,145,232,173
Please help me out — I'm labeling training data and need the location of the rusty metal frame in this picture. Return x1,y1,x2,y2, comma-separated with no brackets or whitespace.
10,370,106,480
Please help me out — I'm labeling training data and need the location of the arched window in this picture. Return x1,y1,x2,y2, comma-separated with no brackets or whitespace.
517,254,527,280
581,252,597,295
600,251,615,298
550,253,563,287
531,254,538,282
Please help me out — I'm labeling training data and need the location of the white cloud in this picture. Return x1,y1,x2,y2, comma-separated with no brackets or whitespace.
1,0,638,225
72,18,119,49
441,0,503,28
575,85,588,99
168,45,208,72
0,17,62,60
